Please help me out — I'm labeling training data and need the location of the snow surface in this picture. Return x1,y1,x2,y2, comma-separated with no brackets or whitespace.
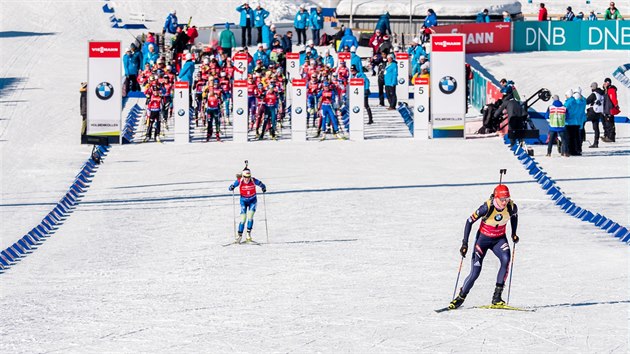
1,0,629,352
336,0,522,17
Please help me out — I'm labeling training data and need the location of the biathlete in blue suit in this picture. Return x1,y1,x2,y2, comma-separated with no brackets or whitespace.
228,167,267,243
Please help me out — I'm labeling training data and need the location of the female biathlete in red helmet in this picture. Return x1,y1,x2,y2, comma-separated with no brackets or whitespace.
449,183,519,309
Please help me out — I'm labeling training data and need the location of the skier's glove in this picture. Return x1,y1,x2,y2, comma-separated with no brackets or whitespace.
460,244,468,258
262,186,267,193
228,185,235,191
511,234,519,244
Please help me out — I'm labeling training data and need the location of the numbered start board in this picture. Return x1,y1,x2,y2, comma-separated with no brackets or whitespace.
286,53,300,82
413,77,429,140
291,79,307,141
348,78,364,140
232,80,248,142
233,53,248,80
395,52,409,102
173,81,190,144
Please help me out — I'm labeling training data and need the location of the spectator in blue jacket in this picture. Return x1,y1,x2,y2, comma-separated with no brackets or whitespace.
384,53,398,110
575,12,585,21
294,5,309,46
253,3,270,44
310,6,324,45
588,10,598,21
375,12,392,35
421,9,438,42
564,88,587,155
407,38,426,75
236,3,254,46
252,43,269,67
350,46,363,73
322,48,335,67
178,52,195,105
261,20,272,49
337,28,359,52
350,65,374,124
476,9,490,23
503,11,512,22
123,47,142,92
305,39,319,60
163,10,178,35
143,43,159,68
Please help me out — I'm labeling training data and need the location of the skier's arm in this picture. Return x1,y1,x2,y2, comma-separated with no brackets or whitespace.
463,202,488,245
509,202,519,242
254,178,266,192
228,179,240,191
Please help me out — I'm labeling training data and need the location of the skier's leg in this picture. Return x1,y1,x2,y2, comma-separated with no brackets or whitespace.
246,201,257,233
238,201,247,235
491,237,511,287
460,234,490,295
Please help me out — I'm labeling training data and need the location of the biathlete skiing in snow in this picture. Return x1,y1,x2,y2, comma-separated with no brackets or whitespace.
228,164,267,243
449,179,519,310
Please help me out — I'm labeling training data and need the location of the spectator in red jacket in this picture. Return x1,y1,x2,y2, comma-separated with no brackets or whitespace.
368,29,383,55
538,3,548,21
186,25,198,50
602,77,620,142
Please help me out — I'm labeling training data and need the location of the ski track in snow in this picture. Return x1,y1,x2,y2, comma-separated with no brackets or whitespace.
1,0,629,352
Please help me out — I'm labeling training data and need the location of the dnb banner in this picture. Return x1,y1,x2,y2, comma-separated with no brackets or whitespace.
87,41,121,144
430,34,466,138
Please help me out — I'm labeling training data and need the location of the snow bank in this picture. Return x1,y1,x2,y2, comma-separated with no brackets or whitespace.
336,0,522,17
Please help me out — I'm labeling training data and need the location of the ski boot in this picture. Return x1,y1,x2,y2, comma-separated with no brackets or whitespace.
449,292,466,309
156,136,161,143
492,284,505,306
236,232,243,244
215,133,221,142
245,230,253,243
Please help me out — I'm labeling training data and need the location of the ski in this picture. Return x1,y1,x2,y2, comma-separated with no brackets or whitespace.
221,240,262,247
434,306,454,313
222,241,239,247
475,304,533,312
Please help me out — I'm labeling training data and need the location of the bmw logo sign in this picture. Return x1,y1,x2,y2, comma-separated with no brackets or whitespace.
417,105,425,113
352,106,360,113
494,214,503,222
439,76,457,95
177,109,185,116
236,108,244,115
95,82,114,100
398,78,405,85
295,107,303,114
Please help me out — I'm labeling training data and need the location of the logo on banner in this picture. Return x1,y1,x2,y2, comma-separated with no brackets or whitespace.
417,105,425,113
434,40,463,48
352,106,360,113
439,76,457,94
236,108,244,115
178,109,185,116
398,78,405,85
95,82,114,100
295,107,303,114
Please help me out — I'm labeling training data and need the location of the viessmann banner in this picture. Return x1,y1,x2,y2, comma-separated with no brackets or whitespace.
432,22,511,53
513,21,630,52
87,41,122,142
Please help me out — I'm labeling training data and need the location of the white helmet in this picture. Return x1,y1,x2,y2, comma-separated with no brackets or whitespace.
185,53,193,60
203,58,210,64
306,39,314,46
412,37,419,44
350,46,356,52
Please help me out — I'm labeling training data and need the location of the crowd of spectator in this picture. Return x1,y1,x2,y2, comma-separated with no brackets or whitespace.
543,77,620,157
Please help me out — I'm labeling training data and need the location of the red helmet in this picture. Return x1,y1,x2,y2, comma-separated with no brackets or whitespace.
494,184,510,199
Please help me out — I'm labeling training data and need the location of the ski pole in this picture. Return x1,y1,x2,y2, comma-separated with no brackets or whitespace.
507,244,516,305
231,190,237,239
452,256,464,300
262,192,269,244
